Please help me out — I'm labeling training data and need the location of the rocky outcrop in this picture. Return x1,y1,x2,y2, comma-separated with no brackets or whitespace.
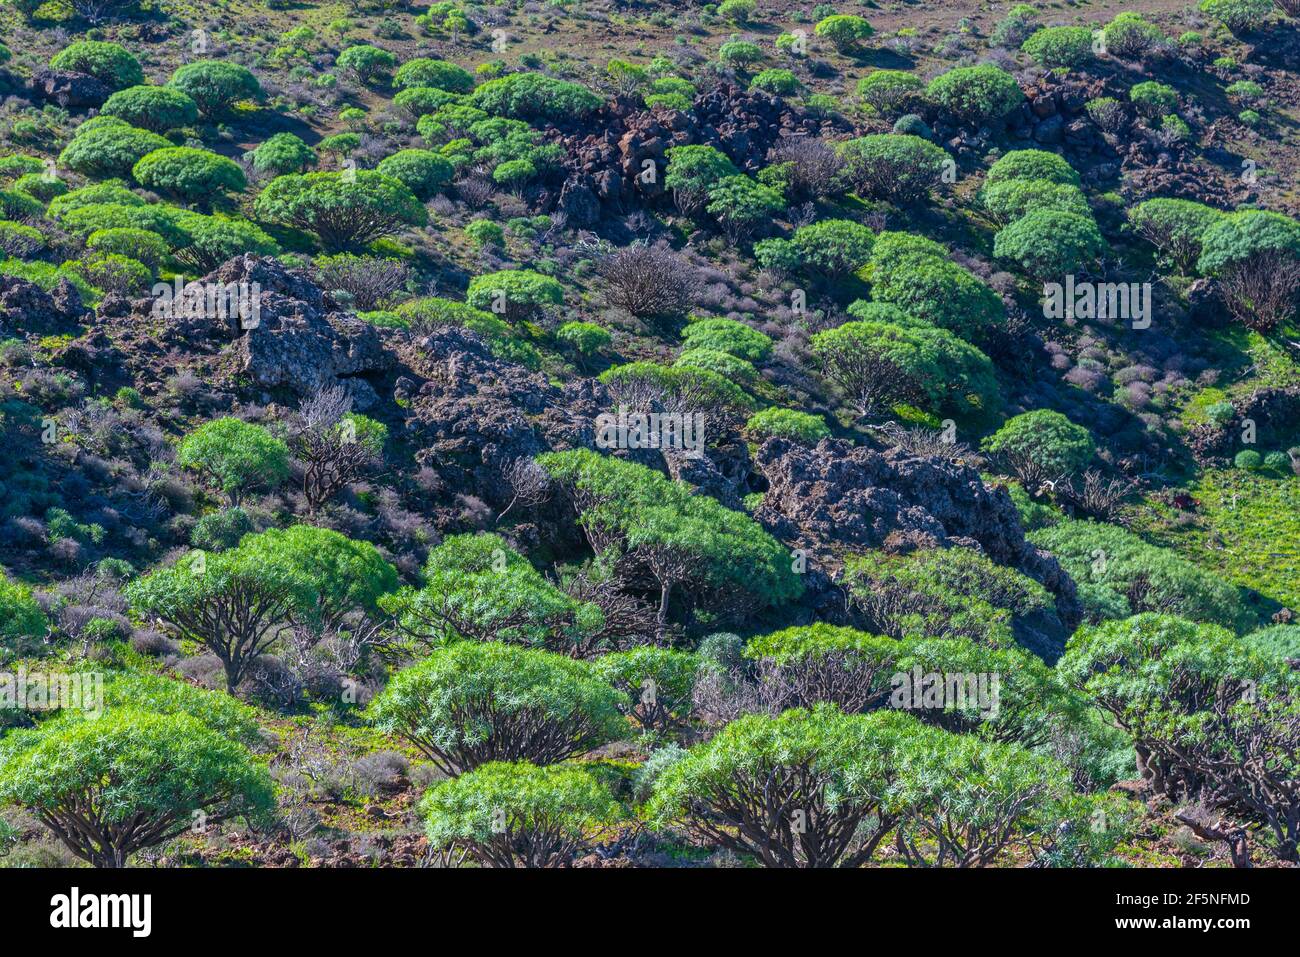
30,69,112,109
1186,386,1300,468
402,326,605,510
0,275,92,336
553,86,851,224
118,255,394,409
753,436,1082,657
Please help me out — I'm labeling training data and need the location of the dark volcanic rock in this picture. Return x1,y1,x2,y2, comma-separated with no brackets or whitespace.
403,327,606,510
128,255,394,409
30,69,111,108
754,437,1081,658
0,275,92,336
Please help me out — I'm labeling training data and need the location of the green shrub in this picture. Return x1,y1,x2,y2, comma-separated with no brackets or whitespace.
837,134,950,205
367,641,627,775
175,417,290,506
811,319,1000,418
50,41,143,90
866,234,1005,340
745,407,830,444
704,175,785,240
982,409,1095,478
393,57,475,93
380,532,603,652
190,507,254,552
981,179,1089,226
170,61,262,117
1199,0,1274,33
857,69,924,117
814,14,875,52
375,148,454,199
58,125,171,180
1127,198,1225,273
718,40,764,68
1100,12,1164,59
468,72,603,122
994,209,1106,279
1129,81,1178,118
248,133,316,175
1020,26,1096,68
680,317,772,361
170,213,279,272
1028,520,1248,629
593,646,699,731
101,85,199,132
926,65,1023,126
664,144,739,213
843,547,1054,649
464,218,504,248
0,573,46,643
132,147,246,204
393,86,462,120
466,268,564,321
555,321,611,358
749,68,799,96
539,449,802,632
1234,449,1262,470
674,347,758,382
420,761,622,867
985,149,1082,188
254,171,427,252
0,709,273,868
336,44,397,83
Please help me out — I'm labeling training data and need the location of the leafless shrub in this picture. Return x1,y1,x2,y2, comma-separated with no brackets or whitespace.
1217,250,1300,333
291,386,385,515
597,241,701,320
314,255,409,311
767,138,847,200
1059,470,1136,521
455,174,494,208
496,456,552,523
869,422,984,467
558,568,660,656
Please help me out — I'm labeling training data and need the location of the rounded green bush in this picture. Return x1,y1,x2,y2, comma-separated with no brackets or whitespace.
814,14,875,52
994,209,1106,279
466,268,564,321
1021,26,1096,68
985,149,1082,188
58,125,171,180
170,61,262,117
248,132,317,176
982,409,1095,476
468,72,603,122
1234,449,1262,470
132,147,247,203
375,148,454,200
837,134,950,205
393,58,475,93
926,65,1023,126
745,407,831,444
857,70,924,117
101,85,200,133
681,317,772,362
50,41,143,90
